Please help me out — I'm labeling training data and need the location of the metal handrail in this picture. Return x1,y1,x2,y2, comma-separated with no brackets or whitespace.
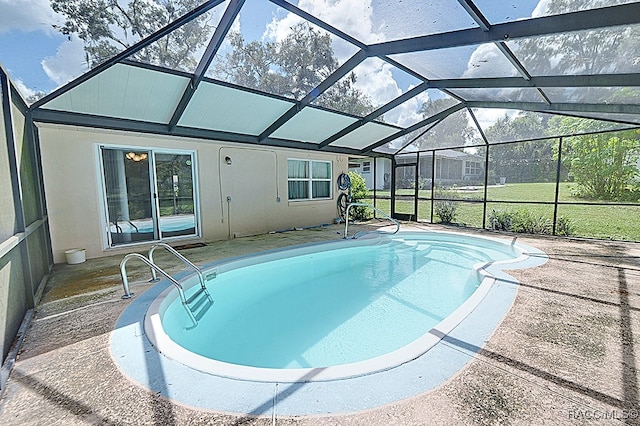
148,243,206,291
344,202,400,239
119,253,197,327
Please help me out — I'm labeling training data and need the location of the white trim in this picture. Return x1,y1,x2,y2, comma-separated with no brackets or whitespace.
287,158,333,201
96,143,201,249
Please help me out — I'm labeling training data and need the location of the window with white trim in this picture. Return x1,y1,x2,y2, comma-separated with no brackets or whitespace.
287,159,332,200
465,160,481,176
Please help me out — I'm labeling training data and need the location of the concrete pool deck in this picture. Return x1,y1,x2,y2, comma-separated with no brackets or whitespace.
1,222,640,425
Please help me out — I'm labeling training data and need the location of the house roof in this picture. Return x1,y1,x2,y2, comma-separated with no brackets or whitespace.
30,0,640,157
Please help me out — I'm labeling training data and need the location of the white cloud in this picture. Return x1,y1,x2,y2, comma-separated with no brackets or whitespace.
351,58,400,106
0,0,60,34
462,44,520,79
472,108,517,130
265,0,378,61
41,35,88,87
13,78,36,100
532,0,551,17
383,89,430,128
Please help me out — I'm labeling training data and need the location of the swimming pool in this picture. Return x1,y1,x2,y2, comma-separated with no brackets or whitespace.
142,230,546,383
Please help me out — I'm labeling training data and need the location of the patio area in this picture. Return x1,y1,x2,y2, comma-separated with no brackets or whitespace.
1,222,639,425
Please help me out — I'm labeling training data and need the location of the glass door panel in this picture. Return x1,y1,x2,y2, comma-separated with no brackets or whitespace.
154,153,196,238
102,148,155,245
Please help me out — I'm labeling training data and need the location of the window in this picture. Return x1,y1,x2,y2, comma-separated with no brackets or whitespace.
465,160,481,176
287,159,332,200
362,161,371,174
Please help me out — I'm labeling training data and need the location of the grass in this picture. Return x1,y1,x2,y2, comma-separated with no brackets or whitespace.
365,182,640,241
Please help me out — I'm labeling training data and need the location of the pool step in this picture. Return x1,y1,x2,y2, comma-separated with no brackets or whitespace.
391,239,432,255
186,287,214,323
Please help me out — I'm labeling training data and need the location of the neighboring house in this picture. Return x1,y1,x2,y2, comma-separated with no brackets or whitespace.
396,150,484,188
351,150,484,191
349,157,392,190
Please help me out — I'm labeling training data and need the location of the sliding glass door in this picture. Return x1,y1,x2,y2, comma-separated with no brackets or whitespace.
101,147,197,247
154,153,196,238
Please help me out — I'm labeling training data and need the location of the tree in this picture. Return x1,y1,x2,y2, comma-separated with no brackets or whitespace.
51,0,214,69
409,98,479,150
549,116,640,200
513,0,639,104
484,112,558,183
211,23,374,115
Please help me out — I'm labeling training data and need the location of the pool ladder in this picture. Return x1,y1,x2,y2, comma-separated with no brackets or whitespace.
120,243,213,328
344,202,400,239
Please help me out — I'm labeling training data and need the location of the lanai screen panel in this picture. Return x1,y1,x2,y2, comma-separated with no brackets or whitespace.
205,0,360,101
472,109,562,144
41,64,189,123
473,108,638,144
449,88,546,103
270,107,358,143
311,57,423,117
375,88,447,128
331,122,401,150
507,24,640,77
291,0,478,44
401,109,483,151
554,112,640,125
178,81,294,135
389,43,520,80
474,0,639,24
544,87,640,105
125,2,227,73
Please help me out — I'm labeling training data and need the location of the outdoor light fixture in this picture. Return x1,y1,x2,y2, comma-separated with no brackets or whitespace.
126,152,148,162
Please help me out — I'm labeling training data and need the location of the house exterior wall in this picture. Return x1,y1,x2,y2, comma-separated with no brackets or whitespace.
349,157,391,190
38,124,348,263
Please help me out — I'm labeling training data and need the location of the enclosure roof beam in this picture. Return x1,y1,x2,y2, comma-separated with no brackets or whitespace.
30,109,366,156
426,74,640,89
467,107,489,145
367,3,640,57
494,42,531,81
318,82,429,149
257,50,368,142
167,0,245,131
395,121,441,155
360,103,466,154
465,101,640,115
457,0,491,31
268,0,368,50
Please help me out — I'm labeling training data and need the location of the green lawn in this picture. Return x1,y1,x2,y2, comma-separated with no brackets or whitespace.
365,182,640,241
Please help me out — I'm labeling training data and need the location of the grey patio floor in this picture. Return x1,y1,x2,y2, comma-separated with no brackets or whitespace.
1,221,639,425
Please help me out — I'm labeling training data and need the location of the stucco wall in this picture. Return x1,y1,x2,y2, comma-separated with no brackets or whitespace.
38,124,348,263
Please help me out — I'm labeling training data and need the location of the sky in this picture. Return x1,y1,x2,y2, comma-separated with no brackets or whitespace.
0,0,543,127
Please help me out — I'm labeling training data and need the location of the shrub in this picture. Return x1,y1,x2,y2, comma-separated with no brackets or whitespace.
488,209,552,235
511,211,552,234
555,216,575,236
488,209,513,231
348,171,372,220
434,186,459,224
434,200,458,224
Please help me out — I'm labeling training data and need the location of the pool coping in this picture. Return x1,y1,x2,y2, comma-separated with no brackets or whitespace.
110,230,548,416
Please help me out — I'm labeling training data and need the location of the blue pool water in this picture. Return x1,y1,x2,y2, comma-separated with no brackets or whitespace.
158,232,520,373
